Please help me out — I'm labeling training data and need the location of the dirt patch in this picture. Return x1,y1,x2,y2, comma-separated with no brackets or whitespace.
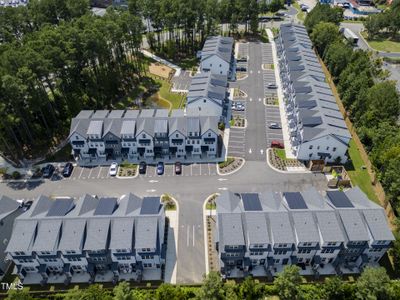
149,63,174,80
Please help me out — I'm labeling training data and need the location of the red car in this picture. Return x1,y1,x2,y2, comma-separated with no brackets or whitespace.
271,140,284,149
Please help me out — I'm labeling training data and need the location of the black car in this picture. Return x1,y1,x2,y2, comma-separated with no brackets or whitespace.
175,162,182,175
62,162,74,177
139,161,147,174
42,164,55,178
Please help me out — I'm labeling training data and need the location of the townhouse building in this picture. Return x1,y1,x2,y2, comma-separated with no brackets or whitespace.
215,187,394,279
186,72,229,120
69,109,220,165
5,194,166,285
276,23,351,163
0,196,22,280
199,36,235,80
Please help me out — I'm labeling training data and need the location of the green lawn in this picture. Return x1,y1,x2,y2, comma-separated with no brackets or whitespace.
293,2,306,22
275,149,286,160
361,31,400,53
345,140,379,203
148,75,185,109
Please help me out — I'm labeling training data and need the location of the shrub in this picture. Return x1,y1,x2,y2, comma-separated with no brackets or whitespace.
12,171,21,179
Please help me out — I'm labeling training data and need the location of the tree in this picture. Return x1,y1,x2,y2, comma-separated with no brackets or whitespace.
156,283,186,300
269,0,284,13
196,271,225,300
274,265,303,300
238,276,263,300
359,81,400,128
304,4,343,32
324,41,352,79
355,267,392,300
322,276,348,300
224,280,239,300
5,289,34,300
249,0,259,34
310,22,340,56
113,282,134,300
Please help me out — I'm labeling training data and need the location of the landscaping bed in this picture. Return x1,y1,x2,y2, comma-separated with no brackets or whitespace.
218,157,244,174
262,63,274,70
233,88,247,98
230,115,246,128
265,95,279,106
268,148,304,171
236,72,247,80
118,162,137,177
161,194,176,210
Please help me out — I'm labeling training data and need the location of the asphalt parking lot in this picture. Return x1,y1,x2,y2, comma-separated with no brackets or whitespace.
237,43,249,73
140,163,217,178
65,163,218,180
172,70,191,91
265,106,284,147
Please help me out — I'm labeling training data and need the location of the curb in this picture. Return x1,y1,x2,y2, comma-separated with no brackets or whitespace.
236,74,249,81
266,149,311,174
202,193,220,275
216,157,246,176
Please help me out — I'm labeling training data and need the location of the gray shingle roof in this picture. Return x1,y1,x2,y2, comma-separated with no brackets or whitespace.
218,213,245,247
84,218,110,251
92,110,109,119
135,217,158,249
154,119,168,134
362,210,394,242
136,118,155,136
216,191,242,213
58,219,86,251
87,120,103,136
187,117,200,134
243,212,270,245
201,36,233,63
120,120,136,136
291,211,320,243
187,72,227,102
280,23,351,143
31,219,62,252
123,110,140,119
315,211,345,243
6,220,37,252
337,210,369,242
110,218,134,250
268,212,295,244
169,117,187,136
0,195,20,221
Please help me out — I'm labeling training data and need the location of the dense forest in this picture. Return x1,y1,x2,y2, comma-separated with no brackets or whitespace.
304,3,400,270
4,267,400,300
0,0,284,162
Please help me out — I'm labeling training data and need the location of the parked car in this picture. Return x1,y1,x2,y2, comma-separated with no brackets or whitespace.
23,200,33,212
62,162,74,177
42,164,55,178
269,122,282,129
237,57,247,62
174,162,182,175
235,102,245,111
109,162,118,176
271,140,284,149
156,162,164,175
139,161,147,174
237,66,247,72
267,83,277,89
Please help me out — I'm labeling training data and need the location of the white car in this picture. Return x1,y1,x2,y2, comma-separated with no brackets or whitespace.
109,162,118,176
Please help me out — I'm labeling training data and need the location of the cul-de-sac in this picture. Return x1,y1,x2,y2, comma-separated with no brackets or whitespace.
1,0,400,299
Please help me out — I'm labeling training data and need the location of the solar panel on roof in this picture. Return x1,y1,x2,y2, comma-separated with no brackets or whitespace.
46,198,74,217
327,191,354,208
140,197,161,215
94,198,118,215
284,192,308,209
241,193,262,211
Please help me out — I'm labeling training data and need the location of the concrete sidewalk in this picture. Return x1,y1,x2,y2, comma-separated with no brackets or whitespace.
140,49,182,77
164,210,178,284
266,29,296,159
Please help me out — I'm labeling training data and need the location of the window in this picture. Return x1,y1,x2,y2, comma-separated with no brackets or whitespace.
176,134,179,138
309,145,313,149
274,259,280,264
317,146,320,150
309,153,312,158
208,133,211,137
219,64,222,67
333,147,336,152
204,99,206,103
210,64,212,67
326,146,330,150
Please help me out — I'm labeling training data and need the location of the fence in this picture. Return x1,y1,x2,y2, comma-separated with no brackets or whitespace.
318,56,396,227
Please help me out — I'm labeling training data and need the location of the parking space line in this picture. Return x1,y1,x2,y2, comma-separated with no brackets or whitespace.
190,164,193,176
69,166,77,180
78,167,84,179
199,163,202,175
208,163,211,175
97,167,102,179
88,168,94,178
